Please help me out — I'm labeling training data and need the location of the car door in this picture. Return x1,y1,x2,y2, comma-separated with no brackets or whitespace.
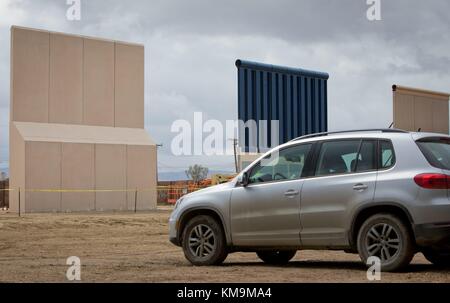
230,143,313,247
300,139,377,247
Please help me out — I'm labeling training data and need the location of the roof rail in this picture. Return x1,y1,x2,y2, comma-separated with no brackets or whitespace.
289,128,408,142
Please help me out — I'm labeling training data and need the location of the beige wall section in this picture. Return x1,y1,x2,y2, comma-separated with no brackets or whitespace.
11,27,49,122
414,96,433,132
10,26,155,213
13,122,155,145
115,43,145,128
49,33,83,124
11,123,157,212
393,93,414,131
61,143,95,211
11,26,146,128
95,144,127,211
8,123,25,213
126,145,157,210
25,142,61,212
432,101,449,134
83,38,115,126
393,85,449,134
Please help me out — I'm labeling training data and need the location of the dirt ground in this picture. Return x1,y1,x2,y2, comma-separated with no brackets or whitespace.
0,207,449,283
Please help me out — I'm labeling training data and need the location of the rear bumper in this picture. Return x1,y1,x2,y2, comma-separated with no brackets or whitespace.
414,222,450,248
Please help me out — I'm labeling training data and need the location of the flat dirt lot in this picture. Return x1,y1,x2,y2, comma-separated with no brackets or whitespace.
0,207,449,282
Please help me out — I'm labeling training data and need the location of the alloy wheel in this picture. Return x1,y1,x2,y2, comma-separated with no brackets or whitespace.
365,223,401,262
188,224,216,258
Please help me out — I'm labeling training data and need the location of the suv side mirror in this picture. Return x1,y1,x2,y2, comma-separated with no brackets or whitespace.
239,172,249,187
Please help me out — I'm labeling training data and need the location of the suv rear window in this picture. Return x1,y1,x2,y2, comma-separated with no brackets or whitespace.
416,137,450,170
379,140,395,169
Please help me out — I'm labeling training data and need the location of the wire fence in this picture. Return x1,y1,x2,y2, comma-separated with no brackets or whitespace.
0,184,210,215
0,179,9,209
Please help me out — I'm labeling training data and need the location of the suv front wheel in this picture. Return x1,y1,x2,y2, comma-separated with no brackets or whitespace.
357,213,414,272
181,215,228,266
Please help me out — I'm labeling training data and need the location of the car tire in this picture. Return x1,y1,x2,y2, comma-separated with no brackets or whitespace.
357,213,414,272
422,250,450,267
256,250,297,265
181,215,228,266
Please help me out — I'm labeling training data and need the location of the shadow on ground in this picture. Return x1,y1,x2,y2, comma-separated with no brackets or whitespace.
222,260,450,273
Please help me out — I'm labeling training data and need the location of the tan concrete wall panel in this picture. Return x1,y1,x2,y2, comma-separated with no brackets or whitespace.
393,86,449,134
8,122,26,212
393,93,414,131
61,143,95,211
83,39,115,126
114,43,144,128
95,144,127,210
126,145,157,210
11,27,49,122
414,96,433,132
49,33,83,124
10,27,154,213
25,142,61,212
432,100,449,134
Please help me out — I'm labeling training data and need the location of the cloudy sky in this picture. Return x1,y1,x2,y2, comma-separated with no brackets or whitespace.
0,0,449,177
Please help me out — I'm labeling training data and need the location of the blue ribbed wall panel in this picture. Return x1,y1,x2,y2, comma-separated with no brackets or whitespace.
236,59,329,152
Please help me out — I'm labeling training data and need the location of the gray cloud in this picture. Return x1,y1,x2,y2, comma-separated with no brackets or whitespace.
0,0,449,174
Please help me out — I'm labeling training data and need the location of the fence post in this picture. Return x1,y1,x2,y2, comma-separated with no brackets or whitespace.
18,187,21,217
134,189,138,213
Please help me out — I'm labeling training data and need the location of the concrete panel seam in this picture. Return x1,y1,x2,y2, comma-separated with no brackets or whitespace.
113,42,116,127
94,143,96,211
81,38,85,124
59,142,62,211
48,33,51,124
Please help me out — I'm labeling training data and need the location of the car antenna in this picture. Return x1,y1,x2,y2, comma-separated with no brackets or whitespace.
417,128,421,132
388,122,394,129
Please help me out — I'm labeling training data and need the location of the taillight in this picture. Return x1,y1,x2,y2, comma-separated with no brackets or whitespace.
414,173,450,189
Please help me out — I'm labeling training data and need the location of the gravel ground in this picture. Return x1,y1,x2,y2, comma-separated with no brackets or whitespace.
0,208,449,282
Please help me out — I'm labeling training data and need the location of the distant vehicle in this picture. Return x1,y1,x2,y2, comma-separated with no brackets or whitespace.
169,129,450,272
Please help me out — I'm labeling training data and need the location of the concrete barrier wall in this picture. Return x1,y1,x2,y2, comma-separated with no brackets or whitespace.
18,141,156,213
9,26,156,213
393,85,449,134
11,26,144,129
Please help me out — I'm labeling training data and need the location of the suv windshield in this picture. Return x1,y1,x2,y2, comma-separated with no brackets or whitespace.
416,137,450,170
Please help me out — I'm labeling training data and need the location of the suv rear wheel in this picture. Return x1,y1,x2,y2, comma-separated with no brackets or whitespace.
357,213,414,272
256,250,297,265
181,215,228,266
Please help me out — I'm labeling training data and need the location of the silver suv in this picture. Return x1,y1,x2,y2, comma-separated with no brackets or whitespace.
169,129,450,272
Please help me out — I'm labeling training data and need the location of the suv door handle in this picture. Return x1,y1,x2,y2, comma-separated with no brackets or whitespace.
284,190,300,197
353,183,368,191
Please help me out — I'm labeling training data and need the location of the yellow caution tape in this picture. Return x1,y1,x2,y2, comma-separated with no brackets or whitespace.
156,186,204,189
0,187,206,192
25,188,159,193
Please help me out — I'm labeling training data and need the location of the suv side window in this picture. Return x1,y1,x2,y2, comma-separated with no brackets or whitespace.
355,140,377,172
379,140,395,169
249,144,312,184
315,139,377,176
316,140,360,176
